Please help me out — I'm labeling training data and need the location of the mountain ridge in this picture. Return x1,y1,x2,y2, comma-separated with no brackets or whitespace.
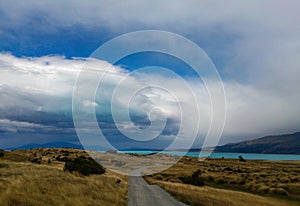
4,142,84,150
214,132,300,154
3,132,300,154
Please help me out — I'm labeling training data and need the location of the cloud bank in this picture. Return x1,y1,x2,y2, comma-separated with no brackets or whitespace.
0,1,300,148
0,53,300,149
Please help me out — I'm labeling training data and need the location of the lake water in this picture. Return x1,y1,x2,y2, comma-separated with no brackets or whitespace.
120,150,300,161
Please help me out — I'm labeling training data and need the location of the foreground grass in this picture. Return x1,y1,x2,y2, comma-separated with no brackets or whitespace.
0,149,128,206
145,157,300,206
146,179,298,206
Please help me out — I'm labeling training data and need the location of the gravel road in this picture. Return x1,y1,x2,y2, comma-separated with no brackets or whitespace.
128,175,186,206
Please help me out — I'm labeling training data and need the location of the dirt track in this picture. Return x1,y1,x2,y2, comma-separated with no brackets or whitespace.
128,175,186,206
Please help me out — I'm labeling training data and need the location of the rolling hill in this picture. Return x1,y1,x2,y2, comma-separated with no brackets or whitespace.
214,132,300,154
4,142,84,150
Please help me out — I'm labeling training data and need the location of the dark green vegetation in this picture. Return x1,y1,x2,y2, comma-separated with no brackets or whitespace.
178,169,205,186
215,132,300,154
64,156,105,176
1,148,106,176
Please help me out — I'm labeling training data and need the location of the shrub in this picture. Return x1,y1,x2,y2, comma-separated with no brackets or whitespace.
31,158,41,164
280,177,290,183
155,174,164,180
236,168,244,173
259,173,267,178
223,167,233,172
246,182,256,190
179,170,205,186
238,155,246,162
207,175,214,181
257,185,270,194
61,150,70,154
276,188,289,196
55,155,69,162
59,156,70,162
229,179,238,185
268,188,276,195
291,177,299,183
238,179,246,185
251,183,261,192
56,155,61,161
268,188,289,196
278,184,290,191
216,178,225,184
0,150,4,157
64,157,105,176
270,178,278,183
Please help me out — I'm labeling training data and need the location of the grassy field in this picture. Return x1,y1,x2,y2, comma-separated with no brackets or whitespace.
1,149,300,206
145,156,300,206
0,148,128,206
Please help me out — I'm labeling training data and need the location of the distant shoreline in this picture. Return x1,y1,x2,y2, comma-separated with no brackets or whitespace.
117,150,300,161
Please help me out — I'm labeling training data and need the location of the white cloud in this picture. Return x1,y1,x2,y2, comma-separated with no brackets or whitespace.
1,53,300,147
1,1,299,93
1,1,300,146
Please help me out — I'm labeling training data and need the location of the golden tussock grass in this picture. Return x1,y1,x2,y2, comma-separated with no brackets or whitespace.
146,179,299,206
145,157,300,205
0,149,128,206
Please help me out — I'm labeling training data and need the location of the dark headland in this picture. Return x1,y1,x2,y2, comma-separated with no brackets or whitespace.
214,132,300,154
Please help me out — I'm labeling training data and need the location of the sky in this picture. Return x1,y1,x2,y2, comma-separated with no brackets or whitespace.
0,0,300,150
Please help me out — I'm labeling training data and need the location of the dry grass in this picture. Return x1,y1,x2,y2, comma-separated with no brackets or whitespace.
2,149,299,205
145,157,300,205
146,179,299,206
0,149,128,206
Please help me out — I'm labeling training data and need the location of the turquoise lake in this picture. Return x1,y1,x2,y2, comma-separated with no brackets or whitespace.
119,151,300,161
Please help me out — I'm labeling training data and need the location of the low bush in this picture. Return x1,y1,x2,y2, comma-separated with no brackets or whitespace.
206,175,214,181
64,157,105,176
55,155,61,161
31,158,41,164
291,177,299,183
59,156,70,162
0,150,4,157
259,173,267,178
280,177,290,183
216,178,225,184
246,182,256,191
276,188,289,196
229,179,238,185
155,174,164,180
223,167,233,172
268,188,289,196
238,179,246,185
179,170,205,186
61,150,70,154
257,185,270,194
